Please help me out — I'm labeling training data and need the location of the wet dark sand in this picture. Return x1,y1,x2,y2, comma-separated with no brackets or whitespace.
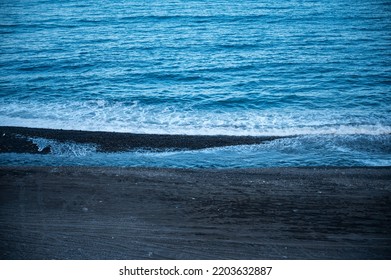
0,166,390,260
0,126,283,153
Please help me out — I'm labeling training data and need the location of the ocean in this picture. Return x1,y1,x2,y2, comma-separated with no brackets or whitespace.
0,0,390,168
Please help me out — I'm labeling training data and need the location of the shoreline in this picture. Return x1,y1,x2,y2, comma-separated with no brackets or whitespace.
1,166,390,259
0,126,284,154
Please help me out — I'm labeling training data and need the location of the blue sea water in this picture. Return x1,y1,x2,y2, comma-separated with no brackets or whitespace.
0,0,390,167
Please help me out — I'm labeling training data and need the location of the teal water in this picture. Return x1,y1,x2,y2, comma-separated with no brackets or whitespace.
1,0,390,167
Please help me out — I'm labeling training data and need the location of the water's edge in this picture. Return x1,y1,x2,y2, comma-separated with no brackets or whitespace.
0,125,285,153
1,126,390,168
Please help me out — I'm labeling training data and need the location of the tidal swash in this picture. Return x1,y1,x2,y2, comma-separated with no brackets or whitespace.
0,0,390,168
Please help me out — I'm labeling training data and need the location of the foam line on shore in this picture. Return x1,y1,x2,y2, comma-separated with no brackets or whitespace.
0,126,285,154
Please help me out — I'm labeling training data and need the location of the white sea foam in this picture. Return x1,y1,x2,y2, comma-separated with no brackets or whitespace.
120,134,391,167
1,134,389,167
1,100,390,136
29,137,97,156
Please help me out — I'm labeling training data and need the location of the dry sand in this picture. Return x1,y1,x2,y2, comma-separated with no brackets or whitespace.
0,166,390,259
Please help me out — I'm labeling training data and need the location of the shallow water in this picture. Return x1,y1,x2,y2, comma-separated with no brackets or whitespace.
0,134,390,168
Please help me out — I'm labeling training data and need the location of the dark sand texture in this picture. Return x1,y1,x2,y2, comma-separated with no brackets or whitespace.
0,126,283,153
0,166,390,259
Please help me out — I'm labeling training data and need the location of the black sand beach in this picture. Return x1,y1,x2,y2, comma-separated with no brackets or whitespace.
0,126,282,153
0,166,390,259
